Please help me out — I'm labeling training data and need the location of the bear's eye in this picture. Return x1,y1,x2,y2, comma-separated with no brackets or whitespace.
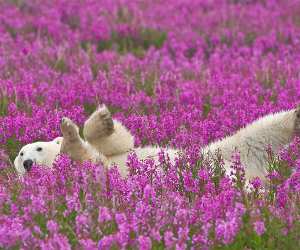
20,152,24,156
37,147,43,152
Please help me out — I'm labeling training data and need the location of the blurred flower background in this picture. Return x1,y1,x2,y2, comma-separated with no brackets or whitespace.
0,0,300,249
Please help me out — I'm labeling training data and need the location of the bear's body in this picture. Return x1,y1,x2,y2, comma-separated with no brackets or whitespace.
14,105,300,182
202,109,298,181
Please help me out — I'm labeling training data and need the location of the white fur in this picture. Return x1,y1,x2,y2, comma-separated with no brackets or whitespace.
108,146,179,177
202,109,297,181
14,108,298,182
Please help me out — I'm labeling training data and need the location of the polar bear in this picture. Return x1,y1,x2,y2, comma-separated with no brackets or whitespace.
14,104,300,183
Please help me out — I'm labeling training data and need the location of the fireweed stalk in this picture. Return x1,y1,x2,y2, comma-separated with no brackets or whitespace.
0,0,300,249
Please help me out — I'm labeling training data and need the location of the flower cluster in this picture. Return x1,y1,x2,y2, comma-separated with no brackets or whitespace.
1,0,300,249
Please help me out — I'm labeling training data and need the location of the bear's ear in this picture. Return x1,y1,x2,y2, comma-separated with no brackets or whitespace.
14,155,19,168
53,137,63,145
295,105,300,119
98,104,108,111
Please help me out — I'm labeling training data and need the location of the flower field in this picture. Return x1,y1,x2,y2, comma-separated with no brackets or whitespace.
1,0,300,249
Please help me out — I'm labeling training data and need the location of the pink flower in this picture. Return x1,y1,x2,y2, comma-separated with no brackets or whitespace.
41,233,71,250
98,207,112,223
143,184,156,203
79,238,97,250
98,235,114,249
164,231,175,248
47,220,59,234
138,235,152,250
250,177,263,190
253,221,265,236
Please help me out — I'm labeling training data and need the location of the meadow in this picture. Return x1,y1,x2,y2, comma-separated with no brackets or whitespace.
0,0,300,249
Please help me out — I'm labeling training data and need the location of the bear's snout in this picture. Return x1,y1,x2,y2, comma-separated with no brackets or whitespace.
23,159,33,171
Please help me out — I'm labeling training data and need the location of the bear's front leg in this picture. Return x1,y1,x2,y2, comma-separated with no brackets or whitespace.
60,117,81,143
83,104,114,142
83,105,134,156
60,117,108,165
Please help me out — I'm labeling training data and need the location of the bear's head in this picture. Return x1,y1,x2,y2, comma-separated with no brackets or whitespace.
14,137,63,175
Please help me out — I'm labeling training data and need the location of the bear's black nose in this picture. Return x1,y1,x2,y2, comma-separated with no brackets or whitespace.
23,159,33,171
